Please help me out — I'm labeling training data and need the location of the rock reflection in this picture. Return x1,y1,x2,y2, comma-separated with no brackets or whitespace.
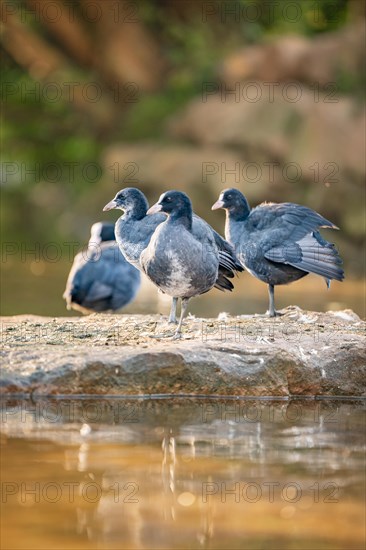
161,430,176,520
0,398,365,549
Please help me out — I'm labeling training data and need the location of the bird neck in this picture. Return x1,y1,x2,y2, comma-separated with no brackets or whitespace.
227,196,251,221
100,226,115,242
126,197,149,220
168,208,193,231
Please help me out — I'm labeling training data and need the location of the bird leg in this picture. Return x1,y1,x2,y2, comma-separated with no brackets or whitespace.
173,298,190,339
148,298,180,338
168,297,178,324
150,298,189,339
267,284,283,317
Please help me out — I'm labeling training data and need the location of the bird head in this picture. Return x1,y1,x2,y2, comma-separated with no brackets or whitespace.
211,188,244,211
147,190,192,217
103,188,148,216
88,222,115,246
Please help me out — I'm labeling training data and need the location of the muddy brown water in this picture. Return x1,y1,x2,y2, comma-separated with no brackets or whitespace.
1,398,365,549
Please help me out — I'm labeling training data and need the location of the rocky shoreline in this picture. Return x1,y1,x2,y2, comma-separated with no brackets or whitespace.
0,307,365,397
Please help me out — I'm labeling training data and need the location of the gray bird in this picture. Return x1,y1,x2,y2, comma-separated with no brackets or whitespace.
103,187,242,324
212,188,344,317
63,222,141,314
140,190,239,337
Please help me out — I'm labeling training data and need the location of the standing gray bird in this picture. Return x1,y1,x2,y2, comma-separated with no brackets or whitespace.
212,188,344,317
103,188,242,323
140,190,239,338
63,222,141,314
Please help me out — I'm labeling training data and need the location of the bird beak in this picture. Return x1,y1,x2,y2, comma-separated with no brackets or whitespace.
103,199,118,212
147,202,162,215
211,199,224,210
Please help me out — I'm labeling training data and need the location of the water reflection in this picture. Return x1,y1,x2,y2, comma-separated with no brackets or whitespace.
1,398,365,549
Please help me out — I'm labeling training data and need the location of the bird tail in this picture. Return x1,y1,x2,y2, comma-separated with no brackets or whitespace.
291,232,344,281
214,273,234,292
65,286,84,306
218,250,244,278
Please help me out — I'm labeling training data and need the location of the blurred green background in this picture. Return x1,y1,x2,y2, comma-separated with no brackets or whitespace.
1,0,365,317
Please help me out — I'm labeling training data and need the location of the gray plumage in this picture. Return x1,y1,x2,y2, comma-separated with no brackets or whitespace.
63,222,141,314
104,188,165,269
103,188,242,323
140,190,240,337
212,188,344,316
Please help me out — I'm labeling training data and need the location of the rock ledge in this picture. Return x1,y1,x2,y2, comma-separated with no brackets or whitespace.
1,308,365,397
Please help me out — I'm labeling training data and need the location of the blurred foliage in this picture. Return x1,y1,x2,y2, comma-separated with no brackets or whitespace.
1,0,354,145
0,0,363,247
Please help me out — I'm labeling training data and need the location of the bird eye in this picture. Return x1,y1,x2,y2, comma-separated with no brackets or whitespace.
165,196,172,202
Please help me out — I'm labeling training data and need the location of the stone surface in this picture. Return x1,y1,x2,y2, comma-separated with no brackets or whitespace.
219,23,365,88
167,91,365,183
1,308,365,397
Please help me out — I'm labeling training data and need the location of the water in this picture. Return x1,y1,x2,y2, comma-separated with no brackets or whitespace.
1,398,365,549
1,260,365,318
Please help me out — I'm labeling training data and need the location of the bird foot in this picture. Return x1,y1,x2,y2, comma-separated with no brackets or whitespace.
168,318,178,325
172,332,182,340
267,310,284,318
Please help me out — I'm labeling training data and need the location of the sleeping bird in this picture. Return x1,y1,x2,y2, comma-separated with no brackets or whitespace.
63,222,141,314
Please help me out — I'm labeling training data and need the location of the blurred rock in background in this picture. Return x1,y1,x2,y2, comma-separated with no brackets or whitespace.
1,0,365,315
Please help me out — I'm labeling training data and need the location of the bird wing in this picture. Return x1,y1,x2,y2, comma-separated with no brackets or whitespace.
95,244,140,291
251,202,338,243
115,213,165,265
117,213,165,245
265,231,344,281
192,214,243,280
85,281,113,301
63,251,87,304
